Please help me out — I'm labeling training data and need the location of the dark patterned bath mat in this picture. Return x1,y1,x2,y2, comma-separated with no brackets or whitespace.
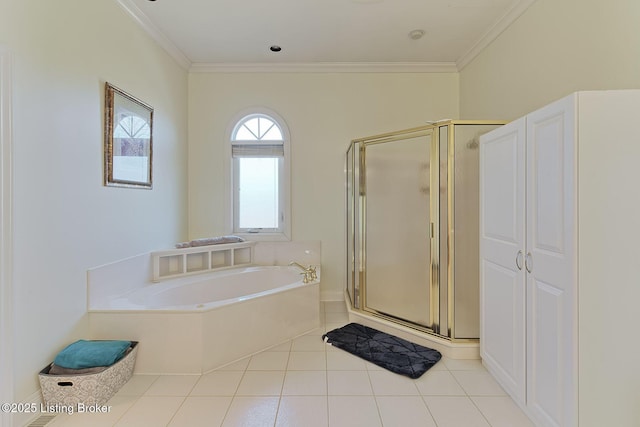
322,323,441,379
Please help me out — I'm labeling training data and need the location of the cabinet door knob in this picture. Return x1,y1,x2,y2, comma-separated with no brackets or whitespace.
525,252,533,273
515,250,524,270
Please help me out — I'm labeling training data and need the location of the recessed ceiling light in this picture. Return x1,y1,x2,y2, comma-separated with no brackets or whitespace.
408,29,425,40
270,45,282,52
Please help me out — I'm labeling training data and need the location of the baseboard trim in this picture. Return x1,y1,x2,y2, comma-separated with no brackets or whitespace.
320,291,344,302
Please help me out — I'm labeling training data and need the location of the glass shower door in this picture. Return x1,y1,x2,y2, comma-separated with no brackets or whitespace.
363,134,432,328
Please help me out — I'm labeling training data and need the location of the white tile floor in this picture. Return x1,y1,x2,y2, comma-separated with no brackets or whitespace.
47,301,535,427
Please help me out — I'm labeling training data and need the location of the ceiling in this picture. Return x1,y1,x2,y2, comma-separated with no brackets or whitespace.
117,0,535,71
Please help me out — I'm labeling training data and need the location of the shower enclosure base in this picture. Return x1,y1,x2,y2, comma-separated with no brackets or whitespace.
344,293,479,360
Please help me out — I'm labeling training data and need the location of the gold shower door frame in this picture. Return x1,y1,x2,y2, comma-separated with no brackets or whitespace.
352,126,441,334
346,121,507,341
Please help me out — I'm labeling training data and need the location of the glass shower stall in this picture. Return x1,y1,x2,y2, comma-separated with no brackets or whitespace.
346,121,505,341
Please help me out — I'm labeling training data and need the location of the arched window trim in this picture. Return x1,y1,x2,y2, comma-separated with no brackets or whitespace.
231,113,284,143
226,108,291,241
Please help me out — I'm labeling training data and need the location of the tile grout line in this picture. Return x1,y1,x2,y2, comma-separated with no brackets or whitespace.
448,368,497,427
468,395,494,427
272,336,294,427
111,375,162,427
217,355,250,426
365,368,384,426
323,303,331,426
163,373,201,427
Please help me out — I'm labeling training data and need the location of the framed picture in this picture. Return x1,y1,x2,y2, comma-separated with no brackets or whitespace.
104,82,153,189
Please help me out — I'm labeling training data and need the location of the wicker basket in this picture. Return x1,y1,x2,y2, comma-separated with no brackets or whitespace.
39,341,138,407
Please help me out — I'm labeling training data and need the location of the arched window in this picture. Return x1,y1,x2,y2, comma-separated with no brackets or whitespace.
230,112,289,236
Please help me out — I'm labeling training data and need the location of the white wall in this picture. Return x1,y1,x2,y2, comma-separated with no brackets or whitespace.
0,0,188,404
460,0,640,119
188,72,459,300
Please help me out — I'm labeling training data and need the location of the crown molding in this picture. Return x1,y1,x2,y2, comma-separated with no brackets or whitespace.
116,0,536,74
115,0,191,69
456,0,537,71
189,62,459,74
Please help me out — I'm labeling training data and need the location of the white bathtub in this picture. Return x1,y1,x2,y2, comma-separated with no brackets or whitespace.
88,265,321,374
111,266,312,311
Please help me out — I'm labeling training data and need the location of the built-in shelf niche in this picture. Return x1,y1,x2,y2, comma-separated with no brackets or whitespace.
152,241,255,281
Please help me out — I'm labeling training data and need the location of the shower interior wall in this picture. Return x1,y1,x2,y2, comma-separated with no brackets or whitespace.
347,121,505,341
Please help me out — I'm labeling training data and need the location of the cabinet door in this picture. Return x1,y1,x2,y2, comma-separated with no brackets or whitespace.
526,95,577,427
479,118,526,404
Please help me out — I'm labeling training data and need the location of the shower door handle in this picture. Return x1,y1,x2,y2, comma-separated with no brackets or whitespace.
515,250,523,271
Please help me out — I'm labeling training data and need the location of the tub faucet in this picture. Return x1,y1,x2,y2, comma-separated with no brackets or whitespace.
288,262,317,283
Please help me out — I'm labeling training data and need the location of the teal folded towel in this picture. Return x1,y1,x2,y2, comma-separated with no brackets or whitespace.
53,340,131,369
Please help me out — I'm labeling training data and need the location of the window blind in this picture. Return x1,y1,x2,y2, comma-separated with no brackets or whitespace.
232,144,284,158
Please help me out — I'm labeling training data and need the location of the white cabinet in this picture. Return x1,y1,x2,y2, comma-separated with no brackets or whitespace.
480,90,640,427
479,117,527,405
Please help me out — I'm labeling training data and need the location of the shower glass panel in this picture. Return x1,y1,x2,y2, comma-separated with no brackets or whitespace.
364,135,432,328
451,124,500,339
